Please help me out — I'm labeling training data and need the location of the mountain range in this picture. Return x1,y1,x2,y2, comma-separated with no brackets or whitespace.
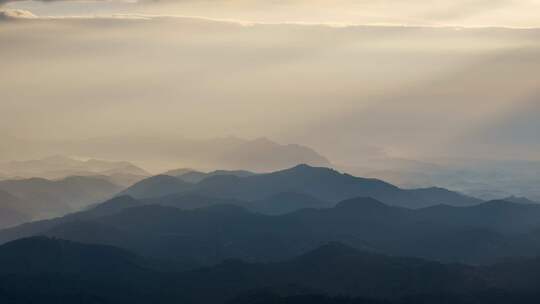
3,137,538,203
0,161,540,302
0,155,149,185
4,136,331,173
0,163,482,230
0,175,124,228
3,193,540,264
123,164,482,209
1,237,540,304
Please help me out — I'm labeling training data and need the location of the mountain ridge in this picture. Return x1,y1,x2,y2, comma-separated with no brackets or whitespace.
1,195,537,264
123,164,481,209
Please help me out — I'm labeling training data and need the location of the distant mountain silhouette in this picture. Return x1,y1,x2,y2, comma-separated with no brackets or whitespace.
0,175,123,220
168,169,256,183
163,168,199,177
217,137,331,171
48,136,331,173
0,155,149,183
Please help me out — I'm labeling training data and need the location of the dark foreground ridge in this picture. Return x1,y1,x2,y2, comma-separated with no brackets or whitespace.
1,237,540,304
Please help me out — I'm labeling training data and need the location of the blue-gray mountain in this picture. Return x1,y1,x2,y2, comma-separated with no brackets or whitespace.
0,190,30,229
3,195,540,264
0,176,123,227
122,164,481,209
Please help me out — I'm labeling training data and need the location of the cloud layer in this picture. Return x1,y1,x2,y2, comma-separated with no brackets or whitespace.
0,14,539,164
4,0,540,28
0,8,35,19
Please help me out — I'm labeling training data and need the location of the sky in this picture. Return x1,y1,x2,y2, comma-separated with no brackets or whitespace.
0,0,539,166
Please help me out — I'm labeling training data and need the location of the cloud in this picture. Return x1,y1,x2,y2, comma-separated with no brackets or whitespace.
0,14,539,163
0,11,537,30
0,0,67,4
0,8,35,20
4,0,540,28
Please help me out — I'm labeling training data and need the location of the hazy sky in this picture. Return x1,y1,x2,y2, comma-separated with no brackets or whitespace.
1,0,539,165
4,0,540,28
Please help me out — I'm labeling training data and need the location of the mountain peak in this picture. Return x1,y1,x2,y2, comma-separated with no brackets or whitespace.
284,163,335,174
163,168,199,177
292,163,313,170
